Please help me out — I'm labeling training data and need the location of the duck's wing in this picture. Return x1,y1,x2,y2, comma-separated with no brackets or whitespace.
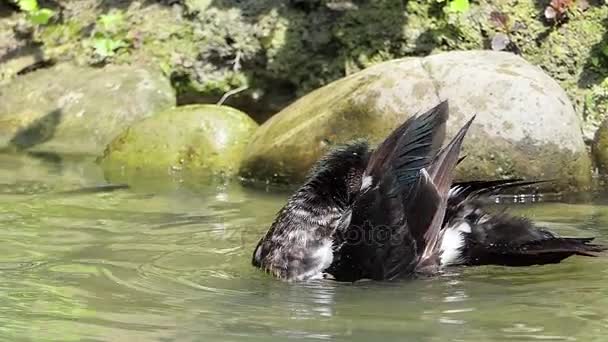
328,101,473,281
413,116,476,273
441,181,606,267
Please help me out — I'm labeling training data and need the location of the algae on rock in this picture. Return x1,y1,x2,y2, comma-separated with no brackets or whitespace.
100,104,259,186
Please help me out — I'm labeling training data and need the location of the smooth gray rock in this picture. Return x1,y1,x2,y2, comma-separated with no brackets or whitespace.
240,51,591,191
0,63,175,155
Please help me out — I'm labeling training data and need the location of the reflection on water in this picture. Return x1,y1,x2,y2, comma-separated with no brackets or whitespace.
0,154,607,341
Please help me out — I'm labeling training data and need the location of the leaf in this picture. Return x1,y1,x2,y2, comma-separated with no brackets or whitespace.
491,33,510,51
602,44,608,58
489,11,509,29
98,12,124,33
159,61,172,75
449,0,469,13
511,21,526,32
545,0,575,21
544,6,557,20
92,38,111,57
325,1,358,11
17,0,38,12
28,8,54,25
92,37,127,57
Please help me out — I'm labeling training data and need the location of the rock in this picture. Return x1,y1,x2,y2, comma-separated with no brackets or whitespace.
100,104,258,186
240,51,591,191
0,63,175,155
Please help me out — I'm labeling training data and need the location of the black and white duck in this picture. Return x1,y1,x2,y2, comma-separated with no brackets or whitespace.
252,100,605,282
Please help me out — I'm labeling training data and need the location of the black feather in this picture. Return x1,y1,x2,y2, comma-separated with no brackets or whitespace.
364,100,448,190
452,207,606,267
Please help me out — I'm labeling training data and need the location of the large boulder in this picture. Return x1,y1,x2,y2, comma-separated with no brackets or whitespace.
0,63,175,155
240,51,591,191
99,104,258,186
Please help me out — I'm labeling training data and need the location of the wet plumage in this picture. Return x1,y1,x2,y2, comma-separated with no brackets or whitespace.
252,101,605,282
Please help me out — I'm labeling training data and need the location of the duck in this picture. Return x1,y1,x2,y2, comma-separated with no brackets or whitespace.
252,100,605,282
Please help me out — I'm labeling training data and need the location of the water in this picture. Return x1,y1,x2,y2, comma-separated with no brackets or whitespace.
1,153,608,342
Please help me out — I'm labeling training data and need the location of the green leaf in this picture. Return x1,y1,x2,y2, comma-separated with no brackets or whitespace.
449,0,470,13
602,44,608,58
159,61,172,75
92,37,127,57
17,0,38,12
98,12,124,33
28,8,54,25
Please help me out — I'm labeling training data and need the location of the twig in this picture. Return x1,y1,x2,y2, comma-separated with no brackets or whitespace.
217,85,248,106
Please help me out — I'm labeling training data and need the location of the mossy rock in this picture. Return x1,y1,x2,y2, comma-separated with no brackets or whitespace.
240,51,591,191
100,104,259,186
0,63,175,156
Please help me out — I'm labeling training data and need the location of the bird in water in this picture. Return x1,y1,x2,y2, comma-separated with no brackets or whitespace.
252,100,605,282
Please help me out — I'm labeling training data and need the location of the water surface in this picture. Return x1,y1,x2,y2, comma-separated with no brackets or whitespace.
1,154,607,341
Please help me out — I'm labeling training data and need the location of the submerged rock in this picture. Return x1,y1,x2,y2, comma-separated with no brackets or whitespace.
100,104,258,186
0,63,175,155
240,51,591,191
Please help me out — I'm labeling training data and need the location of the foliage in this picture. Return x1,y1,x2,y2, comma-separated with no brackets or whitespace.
544,0,576,22
436,0,470,13
14,0,55,25
7,0,607,128
90,11,130,60
447,0,470,13
488,11,521,53
91,38,127,58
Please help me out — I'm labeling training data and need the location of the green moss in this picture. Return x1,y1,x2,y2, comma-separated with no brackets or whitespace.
100,104,259,186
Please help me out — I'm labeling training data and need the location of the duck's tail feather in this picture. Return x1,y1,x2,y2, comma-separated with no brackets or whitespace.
415,116,475,274
468,237,607,266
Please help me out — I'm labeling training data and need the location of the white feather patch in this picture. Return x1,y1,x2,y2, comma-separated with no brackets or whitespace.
294,239,334,281
440,222,470,266
361,176,373,190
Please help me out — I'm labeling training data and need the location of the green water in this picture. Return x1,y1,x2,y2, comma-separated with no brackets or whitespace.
1,153,608,341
